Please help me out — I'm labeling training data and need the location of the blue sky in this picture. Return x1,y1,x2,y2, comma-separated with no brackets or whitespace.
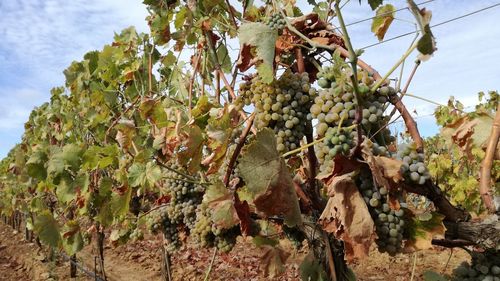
0,0,499,158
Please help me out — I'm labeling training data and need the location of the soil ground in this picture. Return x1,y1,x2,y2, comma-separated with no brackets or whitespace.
0,221,471,281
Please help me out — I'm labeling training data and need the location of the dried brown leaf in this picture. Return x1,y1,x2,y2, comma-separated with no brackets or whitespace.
260,245,290,278
318,173,375,261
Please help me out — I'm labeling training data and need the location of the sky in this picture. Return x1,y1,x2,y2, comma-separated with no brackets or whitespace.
0,0,499,158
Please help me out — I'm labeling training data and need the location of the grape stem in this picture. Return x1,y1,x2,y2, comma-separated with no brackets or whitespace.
409,253,417,281
188,51,202,115
370,43,418,93
154,157,199,182
388,93,424,152
334,1,364,157
205,30,252,128
282,137,325,158
224,113,255,187
479,101,500,213
203,247,218,281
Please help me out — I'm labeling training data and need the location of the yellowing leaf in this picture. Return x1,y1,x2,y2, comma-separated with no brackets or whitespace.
204,180,239,230
371,4,395,41
318,172,375,261
260,245,290,278
237,23,278,83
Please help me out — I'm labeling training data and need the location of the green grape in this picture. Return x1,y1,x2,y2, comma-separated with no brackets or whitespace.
355,170,407,256
237,71,315,153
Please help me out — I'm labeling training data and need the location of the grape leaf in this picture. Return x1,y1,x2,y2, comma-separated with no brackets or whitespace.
405,212,446,250
110,185,132,218
62,220,84,255
300,253,328,281
260,245,290,278
127,162,161,189
205,105,236,174
318,172,375,261
26,148,48,180
46,150,65,177
371,4,395,41
178,125,203,174
239,128,302,227
204,180,239,231
361,139,403,191
128,163,146,187
139,98,169,128
61,143,83,171
82,145,119,170
361,0,383,10
34,210,61,248
408,0,436,60
237,23,278,83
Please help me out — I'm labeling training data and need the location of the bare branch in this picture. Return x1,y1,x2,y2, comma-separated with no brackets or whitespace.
479,102,500,213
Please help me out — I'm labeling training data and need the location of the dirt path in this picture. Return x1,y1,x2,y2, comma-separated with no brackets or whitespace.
0,221,472,281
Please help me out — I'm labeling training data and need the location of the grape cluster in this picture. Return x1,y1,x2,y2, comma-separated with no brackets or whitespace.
265,13,286,30
395,143,430,185
312,66,395,173
164,164,204,229
315,126,357,172
147,208,181,253
129,228,144,241
356,170,407,256
238,71,316,153
451,251,500,281
192,202,239,252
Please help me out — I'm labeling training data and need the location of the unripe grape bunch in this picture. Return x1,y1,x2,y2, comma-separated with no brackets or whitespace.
312,65,395,173
395,143,430,185
238,71,317,153
356,170,408,256
265,13,286,30
450,250,500,281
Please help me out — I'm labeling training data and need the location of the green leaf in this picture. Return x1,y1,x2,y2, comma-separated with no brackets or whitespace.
47,152,65,177
406,212,446,250
216,44,232,73
191,95,214,128
300,253,328,281
26,148,48,180
408,0,436,60
145,162,162,188
127,162,161,190
82,145,119,170
371,4,395,41
139,98,169,128
34,211,61,248
62,220,84,255
128,163,146,188
366,0,383,10
110,186,133,218
238,23,277,83
239,128,302,226
61,143,83,171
